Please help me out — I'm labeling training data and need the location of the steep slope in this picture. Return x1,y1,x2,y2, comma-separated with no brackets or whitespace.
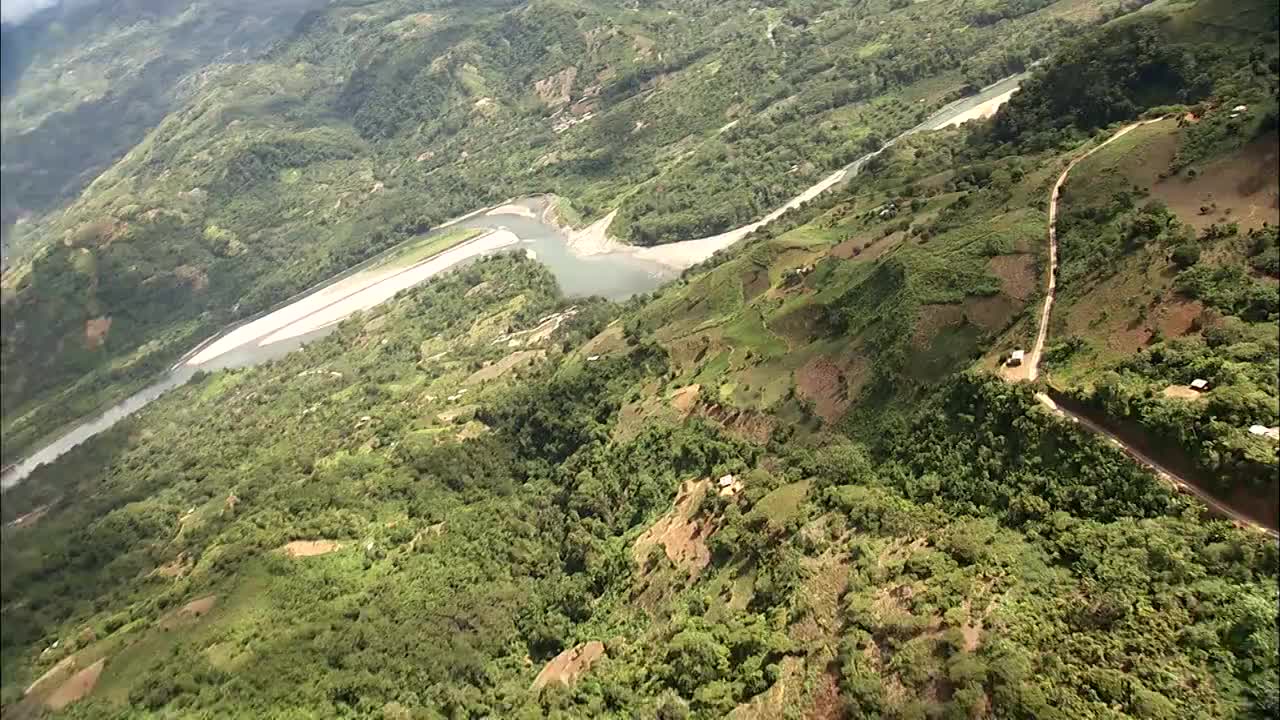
1,0,1144,462
2,3,1278,717
972,0,1280,526
1,2,1277,718
1,0,332,226
3,256,1276,719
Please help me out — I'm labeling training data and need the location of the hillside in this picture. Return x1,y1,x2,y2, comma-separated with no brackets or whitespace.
3,254,1276,719
1,0,1147,463
1,0,333,225
1,0,1278,718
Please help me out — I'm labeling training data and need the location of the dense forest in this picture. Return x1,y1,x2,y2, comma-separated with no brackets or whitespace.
1,0,1278,717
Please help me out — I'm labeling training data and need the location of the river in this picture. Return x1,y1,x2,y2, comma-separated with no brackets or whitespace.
0,72,1026,489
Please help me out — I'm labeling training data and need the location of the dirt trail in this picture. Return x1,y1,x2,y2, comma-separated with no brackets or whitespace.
1030,119,1163,380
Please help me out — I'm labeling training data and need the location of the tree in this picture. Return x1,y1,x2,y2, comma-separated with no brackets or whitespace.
1171,241,1201,269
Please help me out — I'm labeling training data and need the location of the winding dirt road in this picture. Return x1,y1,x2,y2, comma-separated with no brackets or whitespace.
1029,119,1163,380
1029,120,1278,539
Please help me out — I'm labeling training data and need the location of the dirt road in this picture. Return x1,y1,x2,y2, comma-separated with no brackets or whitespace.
1028,119,1277,539
1035,393,1278,538
1029,118,1163,380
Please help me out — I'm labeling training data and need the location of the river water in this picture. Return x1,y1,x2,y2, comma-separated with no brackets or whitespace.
0,73,1026,489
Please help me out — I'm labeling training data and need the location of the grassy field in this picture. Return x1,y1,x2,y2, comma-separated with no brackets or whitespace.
374,227,486,271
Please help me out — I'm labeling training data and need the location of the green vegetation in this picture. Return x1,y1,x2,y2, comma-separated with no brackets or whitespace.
1038,53,1278,511
377,227,486,271
2,1,1278,718
1,0,332,221
1,0,1154,463
3,254,1275,718
983,0,1279,151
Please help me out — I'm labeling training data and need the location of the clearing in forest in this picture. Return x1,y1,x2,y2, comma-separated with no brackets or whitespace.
158,595,218,630
279,540,341,558
669,384,701,414
530,641,606,690
45,658,106,711
25,655,79,698
633,479,714,576
1161,385,1204,400
463,349,545,385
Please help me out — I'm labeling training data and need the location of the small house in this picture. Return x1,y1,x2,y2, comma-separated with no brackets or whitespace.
1189,378,1209,391
1007,349,1024,367
1232,104,1248,113
1249,425,1280,441
717,474,744,498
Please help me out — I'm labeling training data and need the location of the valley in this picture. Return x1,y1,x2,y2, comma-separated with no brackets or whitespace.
1,74,1025,488
0,0,1277,718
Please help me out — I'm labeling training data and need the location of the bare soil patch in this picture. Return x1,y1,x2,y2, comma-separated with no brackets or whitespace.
25,655,79,698
84,316,112,349
152,553,192,579
741,267,771,301
534,66,578,106
987,254,1037,301
768,304,824,348
665,332,718,374
669,384,701,415
531,641,605,690
1000,359,1032,383
701,403,777,444
1152,298,1203,338
45,658,105,711
633,479,714,577
579,323,625,358
437,404,478,424
830,236,862,259
1161,385,1203,400
961,619,983,653
280,540,341,558
872,582,919,620
911,304,965,348
795,356,850,423
808,669,844,720
963,294,1019,333
159,595,218,631
1154,136,1280,233
791,554,850,646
